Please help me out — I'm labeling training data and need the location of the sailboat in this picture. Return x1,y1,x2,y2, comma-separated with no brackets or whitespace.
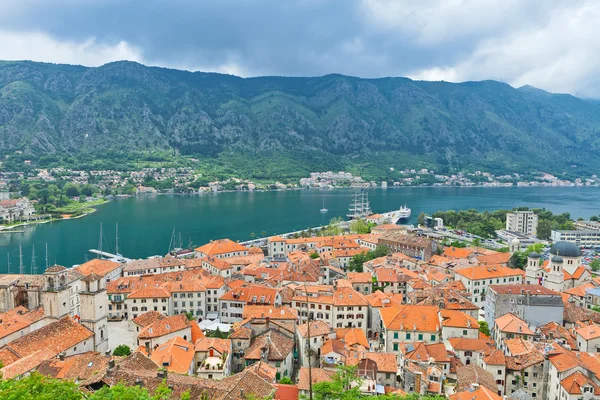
320,198,328,213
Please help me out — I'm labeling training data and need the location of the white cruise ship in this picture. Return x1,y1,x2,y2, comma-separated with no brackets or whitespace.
388,205,411,224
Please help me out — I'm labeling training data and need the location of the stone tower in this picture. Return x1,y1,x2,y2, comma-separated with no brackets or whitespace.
525,252,542,285
42,265,71,320
544,255,564,292
79,273,109,353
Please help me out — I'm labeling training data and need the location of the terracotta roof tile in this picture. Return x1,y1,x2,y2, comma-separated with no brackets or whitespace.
244,330,294,361
149,336,195,374
138,314,190,339
449,385,502,400
195,239,249,256
297,367,335,391
494,313,535,335
132,310,166,328
455,265,524,280
380,305,440,332
560,370,600,394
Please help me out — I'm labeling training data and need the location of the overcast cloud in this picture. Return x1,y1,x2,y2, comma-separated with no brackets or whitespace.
0,0,599,97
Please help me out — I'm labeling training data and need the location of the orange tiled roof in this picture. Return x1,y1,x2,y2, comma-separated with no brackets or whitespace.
447,338,494,352
149,336,195,374
138,314,190,339
449,385,502,400
242,305,298,320
576,324,600,341
476,252,511,266
220,285,279,305
297,321,332,338
564,283,595,298
335,328,369,348
443,247,474,259
2,316,93,370
483,350,506,366
455,265,524,280
195,239,248,256
440,309,478,329
132,311,166,328
128,287,171,299
75,258,121,277
380,305,440,332
298,367,335,391
194,337,231,355
494,313,534,335
504,337,536,356
560,370,600,394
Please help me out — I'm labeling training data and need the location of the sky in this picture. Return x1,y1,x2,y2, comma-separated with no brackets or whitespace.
0,0,599,97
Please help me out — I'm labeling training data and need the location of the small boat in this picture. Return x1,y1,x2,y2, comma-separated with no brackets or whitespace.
320,198,328,213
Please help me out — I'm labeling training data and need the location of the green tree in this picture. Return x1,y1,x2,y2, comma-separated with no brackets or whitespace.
279,376,293,384
479,321,491,336
113,344,132,356
349,218,371,234
65,184,79,198
309,252,320,259
590,259,600,273
0,373,83,400
417,212,426,226
184,311,195,321
89,382,151,400
536,219,552,240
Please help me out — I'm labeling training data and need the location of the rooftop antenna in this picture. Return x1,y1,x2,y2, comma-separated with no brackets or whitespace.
19,245,24,275
7,253,11,274
45,243,49,270
31,245,37,275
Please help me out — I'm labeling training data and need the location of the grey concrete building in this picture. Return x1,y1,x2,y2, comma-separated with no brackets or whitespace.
485,284,563,329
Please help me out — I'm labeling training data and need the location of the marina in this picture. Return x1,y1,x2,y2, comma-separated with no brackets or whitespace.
1,186,599,271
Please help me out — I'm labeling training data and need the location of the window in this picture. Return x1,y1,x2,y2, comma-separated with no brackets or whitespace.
430,334,435,341
418,334,423,341
394,332,399,339
393,343,399,351
463,330,468,335
406,333,411,340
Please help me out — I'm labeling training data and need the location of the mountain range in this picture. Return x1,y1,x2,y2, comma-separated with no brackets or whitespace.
1,60,599,179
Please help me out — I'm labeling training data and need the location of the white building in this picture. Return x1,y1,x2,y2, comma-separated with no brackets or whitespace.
506,211,538,237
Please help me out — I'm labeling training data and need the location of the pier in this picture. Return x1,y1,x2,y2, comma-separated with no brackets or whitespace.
89,249,131,262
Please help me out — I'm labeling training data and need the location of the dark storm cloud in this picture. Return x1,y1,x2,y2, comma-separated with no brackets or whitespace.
0,0,599,97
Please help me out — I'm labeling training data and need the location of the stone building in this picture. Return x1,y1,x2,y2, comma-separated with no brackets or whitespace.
485,284,563,330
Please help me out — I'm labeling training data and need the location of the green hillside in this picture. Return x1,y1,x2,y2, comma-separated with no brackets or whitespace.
1,60,599,179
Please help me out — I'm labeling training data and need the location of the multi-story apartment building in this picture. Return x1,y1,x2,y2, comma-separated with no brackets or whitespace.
506,211,538,237
377,232,434,261
551,230,600,247
379,305,441,353
292,286,369,333
454,265,524,306
485,284,564,329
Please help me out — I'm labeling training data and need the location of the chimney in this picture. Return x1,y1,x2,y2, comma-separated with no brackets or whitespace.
59,353,65,361
145,342,152,356
157,370,167,379
265,316,270,326
135,378,143,387
108,359,115,369
105,349,111,357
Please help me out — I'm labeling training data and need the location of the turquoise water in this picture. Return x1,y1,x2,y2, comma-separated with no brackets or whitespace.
1,187,599,271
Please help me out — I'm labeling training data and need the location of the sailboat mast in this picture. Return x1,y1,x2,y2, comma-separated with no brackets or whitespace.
45,243,49,269
7,253,11,274
97,223,103,259
31,245,37,275
19,245,23,275
116,223,119,255
168,227,175,254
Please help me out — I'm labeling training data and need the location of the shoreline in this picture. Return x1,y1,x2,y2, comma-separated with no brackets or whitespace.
0,200,107,231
